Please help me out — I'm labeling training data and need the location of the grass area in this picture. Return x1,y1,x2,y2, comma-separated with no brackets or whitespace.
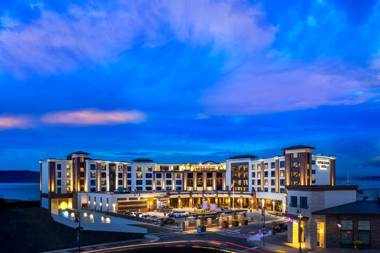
0,207,144,253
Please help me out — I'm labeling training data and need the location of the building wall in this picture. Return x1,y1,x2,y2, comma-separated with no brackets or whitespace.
324,215,380,249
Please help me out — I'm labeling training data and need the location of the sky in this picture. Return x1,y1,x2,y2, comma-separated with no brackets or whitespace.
0,0,380,178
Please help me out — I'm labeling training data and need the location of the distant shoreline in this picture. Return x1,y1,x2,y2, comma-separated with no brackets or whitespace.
0,170,39,183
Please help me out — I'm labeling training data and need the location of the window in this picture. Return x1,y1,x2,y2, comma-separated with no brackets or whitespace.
290,196,297,208
127,166,132,171
127,173,131,178
280,179,285,186
146,173,152,178
280,170,285,177
312,160,316,165
280,188,285,193
146,167,152,172
252,180,256,185
57,164,62,170
127,180,131,185
136,172,143,178
136,186,143,191
57,172,62,178
156,180,161,185
271,188,276,192
156,173,162,179
145,186,152,191
156,187,162,191
90,180,96,186
358,221,371,246
271,171,275,177
176,180,182,185
136,180,143,185
280,161,285,168
252,172,256,178
166,180,172,186
264,187,268,192
57,179,61,185
166,173,172,178
252,164,256,170
264,163,268,169
146,180,152,185
101,172,106,178
312,169,316,174
271,162,275,168
264,171,268,177
118,173,123,178
300,197,308,209
118,180,123,186
90,164,96,170
340,220,353,246
271,179,275,185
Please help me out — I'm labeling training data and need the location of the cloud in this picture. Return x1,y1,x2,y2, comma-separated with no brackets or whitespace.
0,1,274,75
202,64,379,115
41,109,145,126
0,116,32,130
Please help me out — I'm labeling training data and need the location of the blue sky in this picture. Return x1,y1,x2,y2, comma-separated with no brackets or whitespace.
0,0,380,177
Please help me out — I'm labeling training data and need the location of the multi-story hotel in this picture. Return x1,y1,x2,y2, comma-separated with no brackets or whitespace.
40,145,336,214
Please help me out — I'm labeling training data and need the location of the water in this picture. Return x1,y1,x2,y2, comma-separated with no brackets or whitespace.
0,183,40,201
337,179,380,189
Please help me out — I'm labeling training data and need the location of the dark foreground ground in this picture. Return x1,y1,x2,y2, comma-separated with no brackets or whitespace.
0,205,143,253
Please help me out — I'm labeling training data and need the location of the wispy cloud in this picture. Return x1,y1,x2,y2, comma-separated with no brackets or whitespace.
41,109,145,126
0,116,32,130
0,1,273,75
203,64,379,115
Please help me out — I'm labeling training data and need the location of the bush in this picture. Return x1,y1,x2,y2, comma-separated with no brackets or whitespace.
353,240,363,250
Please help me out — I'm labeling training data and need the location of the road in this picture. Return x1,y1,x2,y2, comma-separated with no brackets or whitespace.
44,227,272,253
45,211,281,253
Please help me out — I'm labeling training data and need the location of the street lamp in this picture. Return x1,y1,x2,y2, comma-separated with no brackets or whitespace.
297,210,303,253
75,211,83,253
261,203,266,246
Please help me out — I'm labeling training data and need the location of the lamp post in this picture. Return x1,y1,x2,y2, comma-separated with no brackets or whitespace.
262,204,266,246
297,210,303,253
75,211,82,253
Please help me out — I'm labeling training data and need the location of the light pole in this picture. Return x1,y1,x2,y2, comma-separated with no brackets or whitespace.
262,204,266,246
297,210,303,253
75,211,82,253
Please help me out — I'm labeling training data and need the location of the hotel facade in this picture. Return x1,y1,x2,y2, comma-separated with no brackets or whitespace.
40,145,336,214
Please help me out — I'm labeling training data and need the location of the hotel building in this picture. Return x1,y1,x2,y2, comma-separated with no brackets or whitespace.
40,145,336,214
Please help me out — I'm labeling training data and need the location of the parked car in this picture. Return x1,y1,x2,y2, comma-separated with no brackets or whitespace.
160,217,176,225
272,222,287,233
131,212,143,218
168,211,188,218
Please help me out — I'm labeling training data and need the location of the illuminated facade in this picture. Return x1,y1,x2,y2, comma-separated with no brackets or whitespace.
40,145,336,214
